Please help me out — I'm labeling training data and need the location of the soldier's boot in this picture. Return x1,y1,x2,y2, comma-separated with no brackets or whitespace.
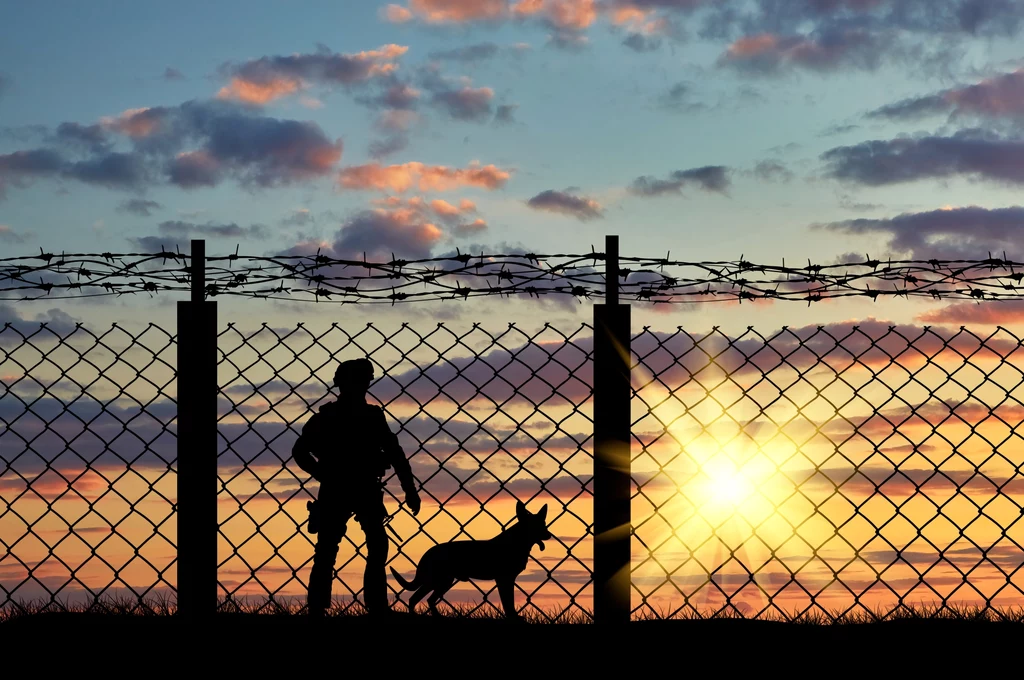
363,523,390,616
307,526,344,618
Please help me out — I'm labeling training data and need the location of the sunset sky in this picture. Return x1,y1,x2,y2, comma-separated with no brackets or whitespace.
3,0,1024,329
3,0,1024,617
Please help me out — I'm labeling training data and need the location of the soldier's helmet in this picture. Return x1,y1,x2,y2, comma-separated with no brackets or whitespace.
333,358,374,389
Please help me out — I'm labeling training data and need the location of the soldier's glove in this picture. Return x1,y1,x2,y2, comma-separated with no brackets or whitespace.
404,487,421,516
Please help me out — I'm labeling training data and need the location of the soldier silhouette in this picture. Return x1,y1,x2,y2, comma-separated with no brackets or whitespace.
292,358,420,617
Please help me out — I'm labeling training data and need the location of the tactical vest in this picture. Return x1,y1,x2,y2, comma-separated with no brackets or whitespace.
303,400,391,485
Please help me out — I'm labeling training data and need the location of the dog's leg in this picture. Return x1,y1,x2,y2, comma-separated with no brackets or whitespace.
427,578,455,614
408,584,432,613
496,578,519,619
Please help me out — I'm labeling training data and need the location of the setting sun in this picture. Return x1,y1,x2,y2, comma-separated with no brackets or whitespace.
706,468,755,508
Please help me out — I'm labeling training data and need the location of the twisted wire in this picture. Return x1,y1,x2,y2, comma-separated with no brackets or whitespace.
5,249,1024,304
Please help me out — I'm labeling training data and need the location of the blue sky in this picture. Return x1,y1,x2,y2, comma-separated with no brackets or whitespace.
3,0,1024,330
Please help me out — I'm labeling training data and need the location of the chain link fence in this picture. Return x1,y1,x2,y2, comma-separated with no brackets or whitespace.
216,322,594,618
4,320,1024,619
0,323,177,609
631,323,1024,618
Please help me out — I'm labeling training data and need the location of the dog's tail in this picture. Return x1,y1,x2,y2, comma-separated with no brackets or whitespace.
390,567,418,590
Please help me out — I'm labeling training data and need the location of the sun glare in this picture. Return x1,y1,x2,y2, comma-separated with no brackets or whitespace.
707,471,754,507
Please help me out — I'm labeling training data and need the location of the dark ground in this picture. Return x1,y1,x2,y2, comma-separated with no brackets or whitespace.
7,611,1024,646
1,612,1014,675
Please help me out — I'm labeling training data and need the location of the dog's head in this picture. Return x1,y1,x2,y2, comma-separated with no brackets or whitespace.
515,501,553,552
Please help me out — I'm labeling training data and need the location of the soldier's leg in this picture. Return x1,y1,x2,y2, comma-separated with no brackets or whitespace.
358,513,389,613
307,519,347,617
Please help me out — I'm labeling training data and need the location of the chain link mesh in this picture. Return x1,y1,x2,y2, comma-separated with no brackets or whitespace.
4,319,1024,620
631,323,1024,619
0,322,177,610
215,322,594,618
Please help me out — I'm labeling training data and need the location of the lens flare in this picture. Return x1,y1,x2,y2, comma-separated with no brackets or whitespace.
707,471,754,507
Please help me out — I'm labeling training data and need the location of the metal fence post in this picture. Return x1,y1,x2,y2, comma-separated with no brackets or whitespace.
593,234,631,623
177,239,218,617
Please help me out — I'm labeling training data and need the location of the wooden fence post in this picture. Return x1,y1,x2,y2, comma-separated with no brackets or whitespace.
176,239,218,617
593,234,631,623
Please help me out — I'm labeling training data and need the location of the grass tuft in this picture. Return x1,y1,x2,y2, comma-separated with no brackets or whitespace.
4,596,1024,625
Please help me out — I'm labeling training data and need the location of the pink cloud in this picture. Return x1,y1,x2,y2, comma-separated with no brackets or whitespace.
431,85,495,122
337,161,512,192
512,0,544,16
388,0,651,35
376,109,420,132
453,217,488,236
430,198,463,217
406,0,509,23
916,300,1024,326
168,150,221,187
546,0,598,30
217,77,301,105
217,45,409,105
100,108,162,138
612,4,670,36
720,28,879,74
299,195,489,257
609,4,649,25
944,69,1024,117
726,33,781,58
383,4,414,22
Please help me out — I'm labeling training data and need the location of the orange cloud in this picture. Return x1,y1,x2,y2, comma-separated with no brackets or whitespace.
431,198,478,221
168,149,221,187
546,0,598,30
383,4,414,22
512,0,544,17
100,108,161,138
325,203,449,259
610,4,649,25
454,217,488,236
407,0,508,23
386,0,666,46
613,4,670,36
217,77,301,105
725,33,781,58
217,45,409,105
430,198,463,217
338,161,511,193
304,145,345,173
373,196,479,223
325,194,486,252
353,43,410,61
916,301,1024,326
394,0,597,28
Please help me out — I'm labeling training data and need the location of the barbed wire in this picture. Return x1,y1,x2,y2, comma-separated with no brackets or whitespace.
4,248,1024,305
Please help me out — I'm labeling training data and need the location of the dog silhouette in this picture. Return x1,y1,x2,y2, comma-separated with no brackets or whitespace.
390,501,552,618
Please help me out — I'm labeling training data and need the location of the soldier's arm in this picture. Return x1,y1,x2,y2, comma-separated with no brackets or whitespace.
376,408,418,497
291,415,322,480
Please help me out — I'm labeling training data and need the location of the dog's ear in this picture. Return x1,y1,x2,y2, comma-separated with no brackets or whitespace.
538,504,548,522
516,500,528,520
